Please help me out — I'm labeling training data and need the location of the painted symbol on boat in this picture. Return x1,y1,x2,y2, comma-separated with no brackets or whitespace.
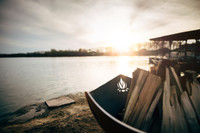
117,78,129,92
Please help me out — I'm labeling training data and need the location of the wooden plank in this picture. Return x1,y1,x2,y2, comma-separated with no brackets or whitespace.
142,88,163,131
166,67,170,92
185,79,191,95
125,69,139,108
127,73,161,127
170,66,183,93
156,59,172,81
185,70,197,82
180,91,200,133
193,81,200,94
46,96,75,108
123,69,149,123
162,67,173,133
170,86,189,133
190,82,200,122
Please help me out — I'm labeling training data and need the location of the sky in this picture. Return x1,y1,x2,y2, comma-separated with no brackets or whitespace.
0,0,200,53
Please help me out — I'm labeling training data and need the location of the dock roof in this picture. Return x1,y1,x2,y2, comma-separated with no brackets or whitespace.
150,29,200,41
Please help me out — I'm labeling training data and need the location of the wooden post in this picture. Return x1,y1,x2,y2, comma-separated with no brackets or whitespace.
185,40,187,58
169,41,172,58
179,41,183,55
195,39,199,60
162,41,164,57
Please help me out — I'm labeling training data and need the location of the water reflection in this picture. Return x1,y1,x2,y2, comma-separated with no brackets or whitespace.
0,56,150,116
117,56,131,76
116,56,150,76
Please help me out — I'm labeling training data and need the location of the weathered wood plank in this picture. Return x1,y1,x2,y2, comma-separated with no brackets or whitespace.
125,70,139,108
127,73,161,127
190,82,200,122
142,88,163,131
185,79,191,95
180,91,200,133
123,69,149,123
156,59,173,81
170,66,183,93
170,86,189,133
46,97,75,108
185,70,197,82
162,67,173,133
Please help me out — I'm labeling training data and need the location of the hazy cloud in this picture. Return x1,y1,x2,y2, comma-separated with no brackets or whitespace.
0,0,199,53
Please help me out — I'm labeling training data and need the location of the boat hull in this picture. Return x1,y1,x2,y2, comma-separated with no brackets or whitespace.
85,75,144,133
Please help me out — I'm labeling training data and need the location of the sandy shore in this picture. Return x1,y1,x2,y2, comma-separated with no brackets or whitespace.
0,92,104,133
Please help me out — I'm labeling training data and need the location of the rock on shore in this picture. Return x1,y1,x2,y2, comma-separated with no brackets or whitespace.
0,92,104,133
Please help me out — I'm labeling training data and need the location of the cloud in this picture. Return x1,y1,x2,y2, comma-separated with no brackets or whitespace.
0,0,199,53
129,0,200,37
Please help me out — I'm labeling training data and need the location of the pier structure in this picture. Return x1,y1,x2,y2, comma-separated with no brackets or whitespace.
150,29,200,59
149,29,200,73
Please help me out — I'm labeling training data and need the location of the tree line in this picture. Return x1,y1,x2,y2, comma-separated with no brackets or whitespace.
0,48,169,57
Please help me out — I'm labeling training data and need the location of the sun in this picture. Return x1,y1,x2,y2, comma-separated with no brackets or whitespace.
108,32,133,53
113,43,130,53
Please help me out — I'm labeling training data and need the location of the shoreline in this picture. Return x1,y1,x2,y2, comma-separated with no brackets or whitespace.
0,92,104,133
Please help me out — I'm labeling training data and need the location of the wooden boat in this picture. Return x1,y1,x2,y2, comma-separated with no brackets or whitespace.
85,75,145,133
149,57,160,65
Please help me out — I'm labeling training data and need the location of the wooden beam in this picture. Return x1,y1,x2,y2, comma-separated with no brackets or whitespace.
169,41,172,58
142,88,163,131
170,66,183,94
185,40,187,57
128,73,161,127
170,86,189,133
123,69,149,123
180,91,200,132
190,82,200,122
162,67,173,133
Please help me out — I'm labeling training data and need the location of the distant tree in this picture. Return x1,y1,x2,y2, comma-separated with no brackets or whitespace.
51,49,57,53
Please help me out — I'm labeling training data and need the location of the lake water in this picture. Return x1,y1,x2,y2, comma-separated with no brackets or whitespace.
0,56,150,117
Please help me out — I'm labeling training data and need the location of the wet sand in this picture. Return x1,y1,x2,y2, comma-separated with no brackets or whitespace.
0,92,104,133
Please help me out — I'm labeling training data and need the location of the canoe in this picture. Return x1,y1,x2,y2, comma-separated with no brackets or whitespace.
85,74,145,133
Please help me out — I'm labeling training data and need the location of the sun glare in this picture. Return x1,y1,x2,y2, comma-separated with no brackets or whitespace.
117,56,131,75
107,33,133,52
105,32,144,53
87,18,146,53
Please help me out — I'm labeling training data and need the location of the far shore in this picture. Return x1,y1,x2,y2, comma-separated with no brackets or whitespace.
0,92,104,133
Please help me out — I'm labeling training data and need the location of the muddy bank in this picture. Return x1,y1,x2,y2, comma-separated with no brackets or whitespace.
0,92,104,133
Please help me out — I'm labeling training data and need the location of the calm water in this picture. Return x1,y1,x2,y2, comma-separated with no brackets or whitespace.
0,56,150,117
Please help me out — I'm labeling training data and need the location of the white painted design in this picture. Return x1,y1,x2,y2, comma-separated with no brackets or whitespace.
117,78,129,92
